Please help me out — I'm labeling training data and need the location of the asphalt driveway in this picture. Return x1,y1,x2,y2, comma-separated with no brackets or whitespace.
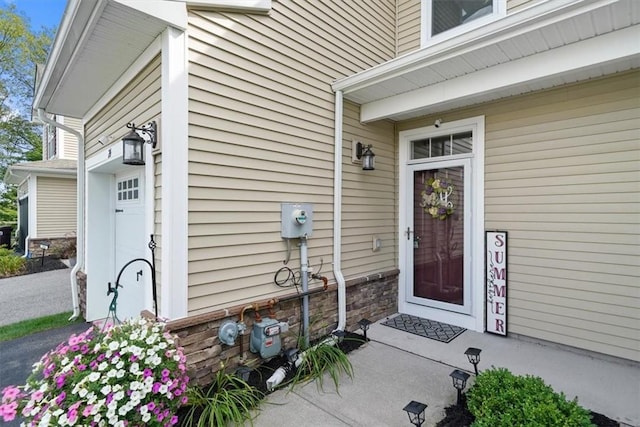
0,268,74,326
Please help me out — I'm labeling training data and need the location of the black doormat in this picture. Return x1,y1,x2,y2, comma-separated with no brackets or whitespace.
382,313,466,343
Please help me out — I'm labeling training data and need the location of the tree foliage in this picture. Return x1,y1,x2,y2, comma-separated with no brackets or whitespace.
0,5,54,222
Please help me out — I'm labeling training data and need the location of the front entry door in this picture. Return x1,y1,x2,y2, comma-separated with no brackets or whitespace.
407,158,471,314
113,172,146,320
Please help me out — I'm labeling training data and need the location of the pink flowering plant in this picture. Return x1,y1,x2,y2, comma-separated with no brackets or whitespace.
0,317,189,426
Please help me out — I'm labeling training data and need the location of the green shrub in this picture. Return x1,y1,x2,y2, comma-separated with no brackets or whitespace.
0,248,25,277
466,367,594,427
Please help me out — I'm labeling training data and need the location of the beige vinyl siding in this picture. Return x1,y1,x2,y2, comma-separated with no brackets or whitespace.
84,55,161,158
507,0,543,13
397,0,421,56
60,116,82,160
396,0,544,56
398,70,640,361
342,101,396,277
186,1,395,315
36,177,76,238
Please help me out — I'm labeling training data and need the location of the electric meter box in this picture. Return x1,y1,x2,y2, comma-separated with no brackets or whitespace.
281,203,313,238
250,318,282,359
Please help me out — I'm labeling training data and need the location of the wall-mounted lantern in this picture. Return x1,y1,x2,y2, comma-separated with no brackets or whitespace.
352,140,376,171
122,121,157,165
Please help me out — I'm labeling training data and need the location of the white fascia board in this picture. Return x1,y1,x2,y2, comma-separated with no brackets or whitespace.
332,0,618,94
113,0,187,29
182,0,271,13
361,25,640,123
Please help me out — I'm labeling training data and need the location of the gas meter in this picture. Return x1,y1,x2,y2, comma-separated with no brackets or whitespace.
281,203,313,238
250,318,282,359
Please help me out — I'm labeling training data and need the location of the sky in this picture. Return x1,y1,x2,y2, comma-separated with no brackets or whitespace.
2,0,67,31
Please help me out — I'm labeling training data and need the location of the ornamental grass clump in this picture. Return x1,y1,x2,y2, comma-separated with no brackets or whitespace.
0,317,189,426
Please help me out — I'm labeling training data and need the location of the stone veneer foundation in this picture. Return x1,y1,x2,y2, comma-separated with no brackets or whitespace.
77,269,398,386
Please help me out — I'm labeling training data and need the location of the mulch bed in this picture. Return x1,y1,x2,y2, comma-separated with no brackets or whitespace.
24,256,69,275
435,396,621,427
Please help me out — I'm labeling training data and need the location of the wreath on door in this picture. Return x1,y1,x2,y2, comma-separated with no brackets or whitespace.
420,177,455,220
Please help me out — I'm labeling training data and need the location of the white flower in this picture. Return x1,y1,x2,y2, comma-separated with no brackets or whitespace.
88,371,101,382
98,361,108,371
108,341,119,352
142,412,151,423
100,384,111,395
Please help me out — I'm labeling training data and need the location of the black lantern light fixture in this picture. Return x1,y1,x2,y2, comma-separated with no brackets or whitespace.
358,318,372,341
450,369,470,405
464,347,482,375
354,141,375,170
122,121,157,165
403,400,427,427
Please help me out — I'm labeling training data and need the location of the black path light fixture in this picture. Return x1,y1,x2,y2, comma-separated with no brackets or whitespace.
353,140,376,170
358,318,372,341
464,347,482,375
403,400,428,427
450,369,471,405
122,121,157,165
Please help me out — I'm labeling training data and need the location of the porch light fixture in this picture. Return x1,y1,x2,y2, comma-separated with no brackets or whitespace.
450,369,470,405
122,121,157,165
354,141,376,170
464,347,482,375
358,318,372,341
403,400,427,427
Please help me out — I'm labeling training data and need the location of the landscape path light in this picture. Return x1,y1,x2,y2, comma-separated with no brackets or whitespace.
450,369,470,405
358,318,372,341
403,400,427,427
464,347,482,375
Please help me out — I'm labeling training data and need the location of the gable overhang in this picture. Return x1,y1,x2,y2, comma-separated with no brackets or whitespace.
332,0,640,123
32,0,187,118
4,160,78,186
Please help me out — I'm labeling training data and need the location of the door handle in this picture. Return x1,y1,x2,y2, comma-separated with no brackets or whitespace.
115,209,124,213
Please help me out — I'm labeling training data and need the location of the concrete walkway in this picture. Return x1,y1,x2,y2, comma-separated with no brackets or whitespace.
0,268,73,326
253,319,640,427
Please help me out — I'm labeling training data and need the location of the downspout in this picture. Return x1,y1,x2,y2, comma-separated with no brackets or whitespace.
37,109,84,321
332,90,346,332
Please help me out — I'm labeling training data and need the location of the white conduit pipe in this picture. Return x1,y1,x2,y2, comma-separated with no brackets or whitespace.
332,90,347,332
266,335,338,390
37,109,84,321
266,91,346,391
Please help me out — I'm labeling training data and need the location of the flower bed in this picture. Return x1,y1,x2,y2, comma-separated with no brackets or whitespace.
0,318,189,426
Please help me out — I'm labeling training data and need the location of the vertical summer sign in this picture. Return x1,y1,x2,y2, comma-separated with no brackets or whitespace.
486,231,507,335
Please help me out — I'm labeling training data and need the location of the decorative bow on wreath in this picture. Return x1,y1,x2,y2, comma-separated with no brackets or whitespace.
420,177,455,220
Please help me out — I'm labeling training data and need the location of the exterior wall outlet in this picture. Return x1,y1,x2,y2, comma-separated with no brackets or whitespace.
372,236,382,252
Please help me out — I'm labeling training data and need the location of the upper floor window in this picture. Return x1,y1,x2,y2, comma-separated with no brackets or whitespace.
422,0,505,45
46,121,57,160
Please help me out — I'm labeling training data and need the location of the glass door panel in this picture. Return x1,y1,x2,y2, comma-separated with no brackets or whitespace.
409,160,470,313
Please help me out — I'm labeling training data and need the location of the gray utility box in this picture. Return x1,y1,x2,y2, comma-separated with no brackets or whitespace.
281,203,313,238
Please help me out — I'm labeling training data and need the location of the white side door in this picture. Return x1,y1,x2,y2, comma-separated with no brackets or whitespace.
113,172,147,320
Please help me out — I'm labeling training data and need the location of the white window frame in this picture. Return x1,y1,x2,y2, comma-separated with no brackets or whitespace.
421,0,506,47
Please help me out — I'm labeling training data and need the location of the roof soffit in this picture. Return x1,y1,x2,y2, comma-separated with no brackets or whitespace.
34,0,187,118
333,0,640,121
